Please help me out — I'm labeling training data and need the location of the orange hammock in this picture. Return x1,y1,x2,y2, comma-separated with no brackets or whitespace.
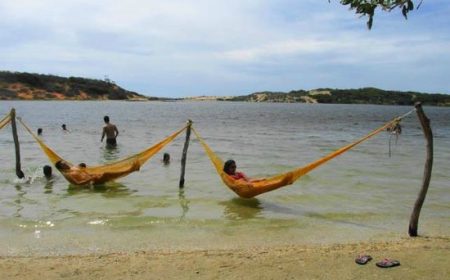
18,118,187,185
192,116,407,198
0,112,11,131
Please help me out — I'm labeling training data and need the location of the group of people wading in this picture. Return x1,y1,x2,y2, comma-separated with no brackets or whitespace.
36,115,119,148
30,116,121,185
33,115,249,185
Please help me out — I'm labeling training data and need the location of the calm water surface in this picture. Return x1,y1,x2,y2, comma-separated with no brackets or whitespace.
0,101,449,256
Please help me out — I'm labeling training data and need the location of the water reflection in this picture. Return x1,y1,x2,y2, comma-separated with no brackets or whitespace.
221,198,263,220
66,182,136,197
221,198,303,220
259,201,301,216
101,145,121,161
14,184,26,217
178,189,190,221
44,180,54,194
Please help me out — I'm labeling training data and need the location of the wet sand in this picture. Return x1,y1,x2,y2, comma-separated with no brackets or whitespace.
1,235,448,279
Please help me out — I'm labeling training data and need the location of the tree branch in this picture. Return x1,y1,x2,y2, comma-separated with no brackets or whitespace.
332,0,422,29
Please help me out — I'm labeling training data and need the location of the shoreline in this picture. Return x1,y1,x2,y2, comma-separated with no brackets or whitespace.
1,235,448,279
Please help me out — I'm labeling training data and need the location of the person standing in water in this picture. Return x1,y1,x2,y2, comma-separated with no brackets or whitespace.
162,153,170,165
101,115,119,147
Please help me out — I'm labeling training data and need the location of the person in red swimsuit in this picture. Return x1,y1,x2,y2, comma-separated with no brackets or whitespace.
223,159,250,181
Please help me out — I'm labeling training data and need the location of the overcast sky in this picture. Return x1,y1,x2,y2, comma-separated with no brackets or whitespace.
1,0,449,97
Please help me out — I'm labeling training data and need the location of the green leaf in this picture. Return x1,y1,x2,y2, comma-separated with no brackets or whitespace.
408,0,415,11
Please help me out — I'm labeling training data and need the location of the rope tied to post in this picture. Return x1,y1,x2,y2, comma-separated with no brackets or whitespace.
386,108,416,157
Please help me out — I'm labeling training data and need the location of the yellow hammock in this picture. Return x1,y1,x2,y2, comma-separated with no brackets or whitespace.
192,115,407,198
0,112,11,131
18,118,187,185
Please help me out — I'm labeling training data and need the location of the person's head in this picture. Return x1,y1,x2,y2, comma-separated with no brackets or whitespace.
78,163,87,168
37,128,43,135
163,153,170,164
104,116,110,123
43,165,52,178
223,159,237,175
62,124,67,130
55,160,70,171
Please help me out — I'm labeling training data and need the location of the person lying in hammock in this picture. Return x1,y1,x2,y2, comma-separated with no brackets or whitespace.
223,160,256,182
55,160,140,185
55,161,101,185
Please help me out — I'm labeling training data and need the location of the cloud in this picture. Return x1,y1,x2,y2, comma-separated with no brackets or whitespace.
0,0,449,97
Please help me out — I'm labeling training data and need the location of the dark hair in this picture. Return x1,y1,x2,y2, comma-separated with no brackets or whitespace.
43,165,52,177
104,116,110,123
223,159,236,175
55,160,63,169
78,163,87,168
55,160,69,171
37,128,43,135
163,153,170,163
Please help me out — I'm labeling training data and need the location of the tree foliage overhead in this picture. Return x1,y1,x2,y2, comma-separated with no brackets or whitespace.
335,0,423,29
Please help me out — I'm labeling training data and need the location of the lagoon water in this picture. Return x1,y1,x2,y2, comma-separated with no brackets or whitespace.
0,101,449,256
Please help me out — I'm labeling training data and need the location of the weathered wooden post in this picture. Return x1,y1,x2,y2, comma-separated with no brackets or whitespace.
179,120,192,188
10,108,24,179
408,102,433,237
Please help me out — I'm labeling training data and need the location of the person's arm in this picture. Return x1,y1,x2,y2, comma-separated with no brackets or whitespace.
232,171,250,182
68,169,97,185
240,172,251,182
101,127,106,142
114,125,119,138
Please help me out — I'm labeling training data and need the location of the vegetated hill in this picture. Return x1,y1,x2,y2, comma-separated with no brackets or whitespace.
0,71,156,101
228,88,450,106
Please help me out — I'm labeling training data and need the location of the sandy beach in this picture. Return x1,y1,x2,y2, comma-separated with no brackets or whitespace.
1,235,448,280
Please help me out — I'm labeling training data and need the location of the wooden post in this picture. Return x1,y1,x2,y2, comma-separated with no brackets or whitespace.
10,108,24,179
179,120,192,188
408,102,433,237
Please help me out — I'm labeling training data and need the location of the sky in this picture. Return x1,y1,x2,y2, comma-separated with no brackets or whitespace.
1,0,449,98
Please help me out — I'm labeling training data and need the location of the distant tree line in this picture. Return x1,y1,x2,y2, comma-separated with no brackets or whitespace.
228,87,450,106
0,71,147,100
313,88,448,105
2,71,448,105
